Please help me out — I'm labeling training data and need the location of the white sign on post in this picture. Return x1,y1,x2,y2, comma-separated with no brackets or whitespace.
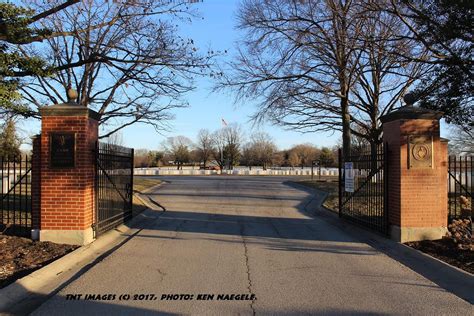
344,162,354,192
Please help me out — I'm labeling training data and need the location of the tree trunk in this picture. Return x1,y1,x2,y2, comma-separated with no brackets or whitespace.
341,96,351,160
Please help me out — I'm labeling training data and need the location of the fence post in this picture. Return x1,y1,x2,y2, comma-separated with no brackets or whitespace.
130,148,134,213
338,148,342,218
380,105,448,242
31,135,41,239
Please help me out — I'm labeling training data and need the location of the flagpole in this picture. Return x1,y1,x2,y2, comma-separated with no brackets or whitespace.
220,118,227,171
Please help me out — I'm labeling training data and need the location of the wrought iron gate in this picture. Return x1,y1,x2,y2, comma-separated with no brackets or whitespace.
95,142,134,237
448,155,473,219
0,155,32,237
338,143,388,235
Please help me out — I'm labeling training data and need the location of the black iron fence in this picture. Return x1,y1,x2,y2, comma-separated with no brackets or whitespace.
0,155,32,237
95,142,134,237
339,143,388,235
448,155,473,219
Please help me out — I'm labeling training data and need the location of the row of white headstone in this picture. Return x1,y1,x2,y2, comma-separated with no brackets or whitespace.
133,167,339,176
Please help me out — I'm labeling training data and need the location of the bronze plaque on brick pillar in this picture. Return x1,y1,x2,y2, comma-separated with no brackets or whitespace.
408,135,433,169
50,133,76,168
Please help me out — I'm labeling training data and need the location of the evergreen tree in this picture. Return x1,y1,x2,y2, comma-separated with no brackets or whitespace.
0,2,80,118
0,119,21,158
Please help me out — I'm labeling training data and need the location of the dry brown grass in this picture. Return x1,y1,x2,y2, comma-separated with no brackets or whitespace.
133,177,162,193
297,179,339,212
132,177,162,215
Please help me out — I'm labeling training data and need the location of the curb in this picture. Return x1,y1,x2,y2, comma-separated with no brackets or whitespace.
297,183,474,304
0,207,164,316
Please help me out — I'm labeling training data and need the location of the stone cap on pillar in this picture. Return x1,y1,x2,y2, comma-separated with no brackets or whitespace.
380,106,443,123
39,102,101,121
39,88,100,121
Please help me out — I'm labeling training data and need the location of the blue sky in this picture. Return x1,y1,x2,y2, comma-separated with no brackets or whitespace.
18,0,450,151
116,0,341,151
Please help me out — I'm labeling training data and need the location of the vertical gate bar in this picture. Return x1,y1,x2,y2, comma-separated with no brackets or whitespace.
371,147,373,229
94,141,98,237
375,145,377,230
454,155,458,217
27,156,30,231
1,156,3,228
380,144,383,233
448,156,451,218
338,148,342,218
380,143,383,232
7,155,10,229
374,145,377,230
379,144,382,233
464,155,468,216
19,156,23,233
377,144,381,231
375,145,378,230
22,156,25,233
13,156,17,233
130,148,134,215
471,157,473,218
470,156,473,218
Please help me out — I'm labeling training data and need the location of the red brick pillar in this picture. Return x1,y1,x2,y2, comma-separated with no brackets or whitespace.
381,106,448,242
36,101,99,245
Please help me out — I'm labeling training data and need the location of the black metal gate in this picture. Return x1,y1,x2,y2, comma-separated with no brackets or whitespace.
338,143,388,234
1,155,32,237
448,155,473,219
95,142,134,237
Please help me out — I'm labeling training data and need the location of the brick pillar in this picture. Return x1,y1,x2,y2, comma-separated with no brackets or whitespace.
37,101,100,245
381,106,448,242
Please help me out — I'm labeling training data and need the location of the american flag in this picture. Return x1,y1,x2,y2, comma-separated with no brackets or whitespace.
221,118,228,127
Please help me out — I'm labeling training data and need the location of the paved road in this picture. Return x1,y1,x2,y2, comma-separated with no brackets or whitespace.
34,176,472,315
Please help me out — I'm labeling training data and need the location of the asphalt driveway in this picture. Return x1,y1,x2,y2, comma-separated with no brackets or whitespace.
33,176,472,315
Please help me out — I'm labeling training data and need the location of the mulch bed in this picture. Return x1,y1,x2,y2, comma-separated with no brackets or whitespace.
406,238,474,274
406,219,473,275
0,235,78,289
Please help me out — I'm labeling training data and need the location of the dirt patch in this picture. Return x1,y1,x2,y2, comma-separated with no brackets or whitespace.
406,219,473,275
0,235,77,289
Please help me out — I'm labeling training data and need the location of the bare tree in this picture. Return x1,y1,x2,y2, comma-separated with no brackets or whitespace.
212,124,244,170
287,151,300,169
14,0,216,138
240,142,256,169
211,129,226,170
104,131,125,147
350,5,424,161
246,132,278,170
162,136,193,170
447,126,474,155
196,129,214,168
289,144,319,169
217,0,367,159
222,124,244,170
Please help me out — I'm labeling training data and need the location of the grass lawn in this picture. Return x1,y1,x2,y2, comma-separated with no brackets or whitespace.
133,177,162,193
297,179,339,212
132,176,162,215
